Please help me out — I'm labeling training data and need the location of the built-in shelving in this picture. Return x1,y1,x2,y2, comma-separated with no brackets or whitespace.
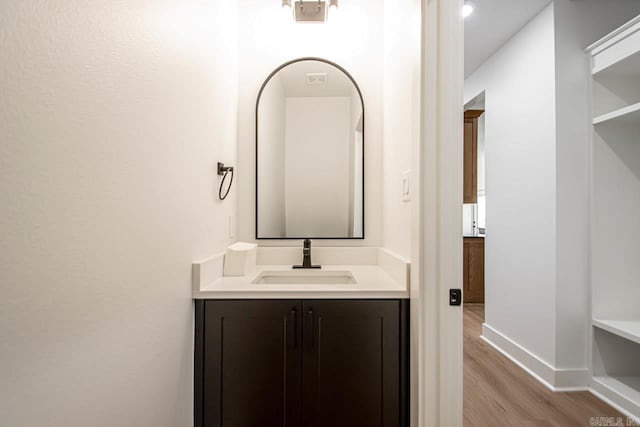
593,102,640,125
592,376,640,418
593,49,640,79
590,16,640,121
588,14,640,422
593,319,640,346
590,15,640,76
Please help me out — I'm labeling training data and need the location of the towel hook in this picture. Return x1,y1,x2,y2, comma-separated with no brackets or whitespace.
217,162,234,200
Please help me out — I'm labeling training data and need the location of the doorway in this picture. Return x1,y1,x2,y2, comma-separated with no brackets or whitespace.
462,105,485,307
460,1,639,425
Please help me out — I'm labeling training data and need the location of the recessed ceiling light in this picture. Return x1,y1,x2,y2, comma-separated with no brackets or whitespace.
462,3,474,18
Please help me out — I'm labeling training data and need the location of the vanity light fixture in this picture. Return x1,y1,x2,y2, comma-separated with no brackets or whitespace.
295,1,326,22
282,0,339,23
462,2,474,18
282,0,292,16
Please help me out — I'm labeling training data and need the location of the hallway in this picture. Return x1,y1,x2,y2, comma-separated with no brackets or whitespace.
464,304,624,427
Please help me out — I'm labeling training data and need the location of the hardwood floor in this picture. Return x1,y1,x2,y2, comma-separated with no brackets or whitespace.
464,304,623,427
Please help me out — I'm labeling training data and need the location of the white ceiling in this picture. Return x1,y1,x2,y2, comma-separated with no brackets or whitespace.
464,0,552,78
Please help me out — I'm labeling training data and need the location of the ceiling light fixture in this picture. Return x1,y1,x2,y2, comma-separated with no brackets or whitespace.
462,3,474,18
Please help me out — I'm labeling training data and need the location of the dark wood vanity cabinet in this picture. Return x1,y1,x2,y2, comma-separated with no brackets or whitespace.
195,300,302,427
302,300,408,427
195,299,409,427
463,237,485,303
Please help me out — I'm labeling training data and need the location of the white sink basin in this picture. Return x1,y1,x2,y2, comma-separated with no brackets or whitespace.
252,270,357,285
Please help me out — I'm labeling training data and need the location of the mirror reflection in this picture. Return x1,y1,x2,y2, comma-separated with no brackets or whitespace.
256,58,364,239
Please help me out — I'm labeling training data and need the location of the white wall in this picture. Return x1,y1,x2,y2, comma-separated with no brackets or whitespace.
257,75,287,237
237,0,383,246
552,0,640,371
477,114,486,195
0,1,238,425
350,88,365,238
382,0,421,259
284,97,351,237
465,5,558,365
477,114,487,229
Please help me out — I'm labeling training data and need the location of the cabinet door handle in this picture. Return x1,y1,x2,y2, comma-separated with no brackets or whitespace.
305,309,314,349
290,309,297,348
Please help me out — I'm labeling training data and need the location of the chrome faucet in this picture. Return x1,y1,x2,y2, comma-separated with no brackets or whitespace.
293,239,321,269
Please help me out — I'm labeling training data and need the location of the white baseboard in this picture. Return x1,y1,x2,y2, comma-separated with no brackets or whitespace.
590,387,640,424
481,323,589,391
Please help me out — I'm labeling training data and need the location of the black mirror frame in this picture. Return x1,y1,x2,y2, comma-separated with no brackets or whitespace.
255,57,365,240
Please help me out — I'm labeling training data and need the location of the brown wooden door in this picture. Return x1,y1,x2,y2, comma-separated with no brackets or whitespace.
463,110,483,204
200,300,302,427
463,238,485,303
301,300,407,427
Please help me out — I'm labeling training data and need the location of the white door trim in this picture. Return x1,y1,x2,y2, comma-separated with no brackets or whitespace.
414,0,464,425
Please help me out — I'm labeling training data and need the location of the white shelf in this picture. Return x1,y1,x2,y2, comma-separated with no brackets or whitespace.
592,376,640,419
593,102,640,125
593,47,640,79
588,15,640,75
593,319,640,345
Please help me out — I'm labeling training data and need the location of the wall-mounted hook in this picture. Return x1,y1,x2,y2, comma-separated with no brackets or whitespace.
217,162,234,200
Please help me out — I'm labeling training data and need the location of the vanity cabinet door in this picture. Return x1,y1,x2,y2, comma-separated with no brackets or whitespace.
463,238,485,303
196,300,302,427
463,116,478,204
464,110,483,204
301,300,408,427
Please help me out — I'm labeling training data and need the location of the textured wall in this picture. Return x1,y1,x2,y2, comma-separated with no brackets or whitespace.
0,1,237,425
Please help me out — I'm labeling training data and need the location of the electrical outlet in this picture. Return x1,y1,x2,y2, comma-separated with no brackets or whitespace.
401,170,411,202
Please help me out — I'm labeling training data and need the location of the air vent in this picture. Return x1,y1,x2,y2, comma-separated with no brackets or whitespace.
306,73,328,85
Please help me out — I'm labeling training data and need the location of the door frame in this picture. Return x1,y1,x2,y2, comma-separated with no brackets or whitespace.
411,0,464,425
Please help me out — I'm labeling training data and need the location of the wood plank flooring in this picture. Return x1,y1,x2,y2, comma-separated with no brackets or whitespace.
464,304,624,427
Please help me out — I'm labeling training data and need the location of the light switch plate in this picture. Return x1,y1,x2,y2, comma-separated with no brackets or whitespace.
401,170,411,202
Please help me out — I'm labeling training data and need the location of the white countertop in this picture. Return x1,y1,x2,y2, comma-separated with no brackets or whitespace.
193,264,409,299
192,246,411,299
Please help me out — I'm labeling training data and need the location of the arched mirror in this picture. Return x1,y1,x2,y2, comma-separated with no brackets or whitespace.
256,58,364,239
